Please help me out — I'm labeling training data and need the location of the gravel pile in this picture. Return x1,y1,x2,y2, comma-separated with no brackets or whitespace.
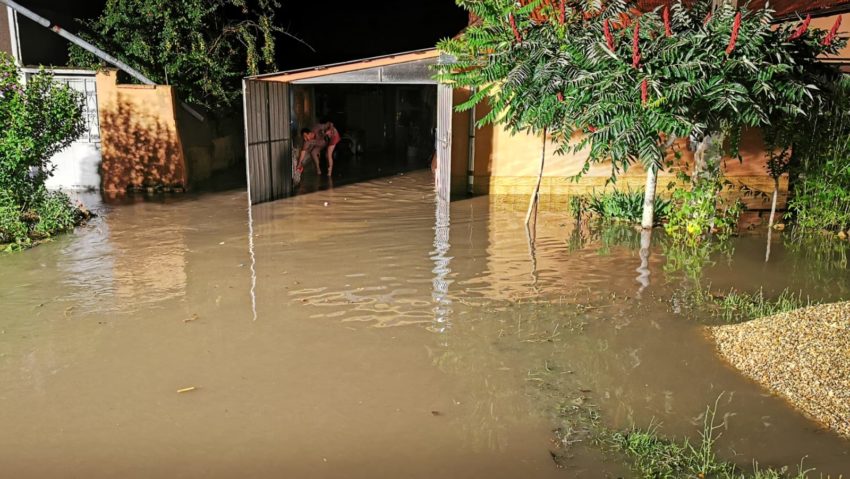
709,302,850,438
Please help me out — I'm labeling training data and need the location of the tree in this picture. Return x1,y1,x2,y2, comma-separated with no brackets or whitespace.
438,0,845,231
69,0,302,111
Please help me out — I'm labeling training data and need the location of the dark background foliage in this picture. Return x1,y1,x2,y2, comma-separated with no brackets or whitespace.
13,0,469,70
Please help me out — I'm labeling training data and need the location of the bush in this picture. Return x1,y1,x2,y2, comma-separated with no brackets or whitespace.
786,76,850,233
787,155,850,233
0,53,86,251
0,190,26,246
665,172,744,245
31,189,77,239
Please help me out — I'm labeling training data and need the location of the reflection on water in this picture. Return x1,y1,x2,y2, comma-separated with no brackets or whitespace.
431,191,452,334
1,170,849,478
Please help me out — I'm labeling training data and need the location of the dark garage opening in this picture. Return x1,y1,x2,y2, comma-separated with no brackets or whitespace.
292,83,437,193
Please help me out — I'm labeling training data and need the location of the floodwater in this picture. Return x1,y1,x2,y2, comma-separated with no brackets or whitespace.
1,170,849,478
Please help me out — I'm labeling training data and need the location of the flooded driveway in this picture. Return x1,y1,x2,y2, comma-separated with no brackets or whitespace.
1,170,848,478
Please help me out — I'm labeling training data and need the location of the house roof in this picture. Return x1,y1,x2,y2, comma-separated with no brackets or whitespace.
637,0,850,19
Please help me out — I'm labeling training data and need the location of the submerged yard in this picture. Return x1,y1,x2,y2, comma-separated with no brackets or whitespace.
0,170,848,478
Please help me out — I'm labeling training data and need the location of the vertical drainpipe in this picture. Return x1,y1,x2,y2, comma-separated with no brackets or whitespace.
466,88,476,195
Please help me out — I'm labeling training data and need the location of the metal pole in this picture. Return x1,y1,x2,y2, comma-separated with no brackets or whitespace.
0,0,205,122
466,87,476,195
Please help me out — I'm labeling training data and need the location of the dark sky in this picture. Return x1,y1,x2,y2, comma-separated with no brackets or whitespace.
15,0,468,71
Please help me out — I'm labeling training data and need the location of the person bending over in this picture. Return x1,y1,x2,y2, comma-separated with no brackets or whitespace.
298,126,327,175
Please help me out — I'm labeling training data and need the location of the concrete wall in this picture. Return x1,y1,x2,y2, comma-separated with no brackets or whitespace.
45,143,102,191
175,104,242,188
96,70,187,193
450,88,787,210
0,7,12,59
42,72,102,191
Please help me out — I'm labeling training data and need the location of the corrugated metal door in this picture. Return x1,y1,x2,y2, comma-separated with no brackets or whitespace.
243,79,292,204
435,83,453,200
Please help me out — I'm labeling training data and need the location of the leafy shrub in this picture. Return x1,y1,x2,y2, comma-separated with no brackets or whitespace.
0,54,85,204
0,189,26,246
665,172,744,245
785,76,850,233
0,53,86,250
787,155,850,233
31,189,77,239
585,189,671,224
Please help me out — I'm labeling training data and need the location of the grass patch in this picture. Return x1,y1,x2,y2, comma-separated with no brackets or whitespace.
611,398,817,479
713,288,814,323
671,286,815,324
570,189,671,225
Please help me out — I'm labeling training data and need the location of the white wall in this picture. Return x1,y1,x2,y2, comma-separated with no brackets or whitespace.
33,71,103,191
45,143,102,191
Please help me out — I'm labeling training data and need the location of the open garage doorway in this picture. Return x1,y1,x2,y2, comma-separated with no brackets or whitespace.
292,83,437,192
243,49,453,205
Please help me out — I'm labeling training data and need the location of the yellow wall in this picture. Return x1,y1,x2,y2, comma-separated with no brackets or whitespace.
811,13,850,67
96,70,187,193
450,88,787,210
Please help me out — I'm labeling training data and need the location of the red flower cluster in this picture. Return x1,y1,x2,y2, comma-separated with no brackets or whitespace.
510,13,522,43
641,78,649,104
823,15,843,46
703,10,712,26
603,19,615,50
587,125,598,133
557,92,565,102
726,12,741,56
559,0,566,25
788,14,812,41
632,20,641,68
663,6,672,37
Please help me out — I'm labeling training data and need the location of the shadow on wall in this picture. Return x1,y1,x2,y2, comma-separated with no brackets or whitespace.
100,98,186,193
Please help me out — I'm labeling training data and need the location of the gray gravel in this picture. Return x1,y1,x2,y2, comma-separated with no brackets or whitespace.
709,302,850,438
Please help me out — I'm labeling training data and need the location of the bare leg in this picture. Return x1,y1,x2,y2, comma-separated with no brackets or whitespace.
311,149,321,175
297,149,307,171
327,144,336,177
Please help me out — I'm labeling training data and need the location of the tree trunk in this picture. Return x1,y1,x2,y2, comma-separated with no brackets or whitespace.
526,128,547,225
765,176,780,263
641,164,659,229
693,134,713,182
767,176,780,230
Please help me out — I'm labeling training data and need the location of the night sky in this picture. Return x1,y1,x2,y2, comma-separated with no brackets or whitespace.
14,0,468,71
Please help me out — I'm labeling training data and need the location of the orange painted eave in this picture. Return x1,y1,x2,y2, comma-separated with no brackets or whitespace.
254,49,440,83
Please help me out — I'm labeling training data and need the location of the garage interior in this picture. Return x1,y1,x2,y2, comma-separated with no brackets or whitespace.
292,83,437,193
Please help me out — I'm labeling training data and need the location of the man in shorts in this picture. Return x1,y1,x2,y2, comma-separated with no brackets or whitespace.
297,125,327,175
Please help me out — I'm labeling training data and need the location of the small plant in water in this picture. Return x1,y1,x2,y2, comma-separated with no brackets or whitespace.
671,285,815,324
714,288,813,323
665,171,744,246
586,188,672,225
612,396,817,478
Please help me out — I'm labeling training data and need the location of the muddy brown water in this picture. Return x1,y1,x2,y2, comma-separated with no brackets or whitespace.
1,170,848,478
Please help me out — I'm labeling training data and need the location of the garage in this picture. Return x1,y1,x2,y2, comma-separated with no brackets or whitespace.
242,49,453,205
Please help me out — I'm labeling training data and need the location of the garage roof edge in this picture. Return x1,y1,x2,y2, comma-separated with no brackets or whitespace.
248,48,441,83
